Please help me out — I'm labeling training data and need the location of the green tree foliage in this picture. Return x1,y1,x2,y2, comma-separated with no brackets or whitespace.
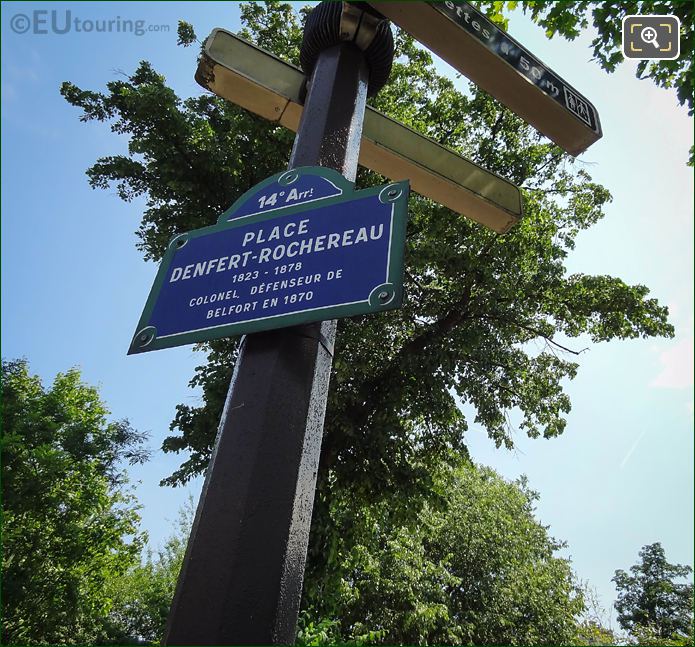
573,621,618,646
103,497,195,644
60,0,673,494
1,359,149,645
572,585,619,645
299,462,584,645
75,463,585,646
60,1,676,641
612,543,694,642
630,624,694,646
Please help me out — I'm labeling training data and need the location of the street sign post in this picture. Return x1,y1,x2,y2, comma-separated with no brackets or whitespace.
196,28,522,233
163,5,395,643
364,0,603,156
129,167,409,354
154,2,606,643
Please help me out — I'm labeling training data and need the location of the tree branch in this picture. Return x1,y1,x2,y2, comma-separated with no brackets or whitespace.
479,314,588,356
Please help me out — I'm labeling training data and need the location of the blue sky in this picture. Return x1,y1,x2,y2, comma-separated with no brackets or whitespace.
2,1,692,626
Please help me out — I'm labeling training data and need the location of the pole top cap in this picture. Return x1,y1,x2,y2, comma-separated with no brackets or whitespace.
300,1,394,97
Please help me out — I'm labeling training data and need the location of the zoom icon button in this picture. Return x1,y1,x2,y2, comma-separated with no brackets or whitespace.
622,15,680,60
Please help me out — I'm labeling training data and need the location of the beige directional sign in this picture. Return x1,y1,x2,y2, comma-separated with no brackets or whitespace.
196,28,522,233
365,1,602,156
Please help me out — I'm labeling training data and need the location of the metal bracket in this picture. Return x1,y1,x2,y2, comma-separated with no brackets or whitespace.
300,1,393,97
340,2,382,51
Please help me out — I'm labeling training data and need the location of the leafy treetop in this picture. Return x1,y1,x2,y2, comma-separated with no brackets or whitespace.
613,542,694,641
1,359,148,646
60,2,674,510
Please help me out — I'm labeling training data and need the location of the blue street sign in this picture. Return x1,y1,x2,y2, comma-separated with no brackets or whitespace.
129,167,409,354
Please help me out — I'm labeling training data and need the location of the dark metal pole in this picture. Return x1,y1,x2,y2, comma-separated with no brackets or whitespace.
163,42,369,647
